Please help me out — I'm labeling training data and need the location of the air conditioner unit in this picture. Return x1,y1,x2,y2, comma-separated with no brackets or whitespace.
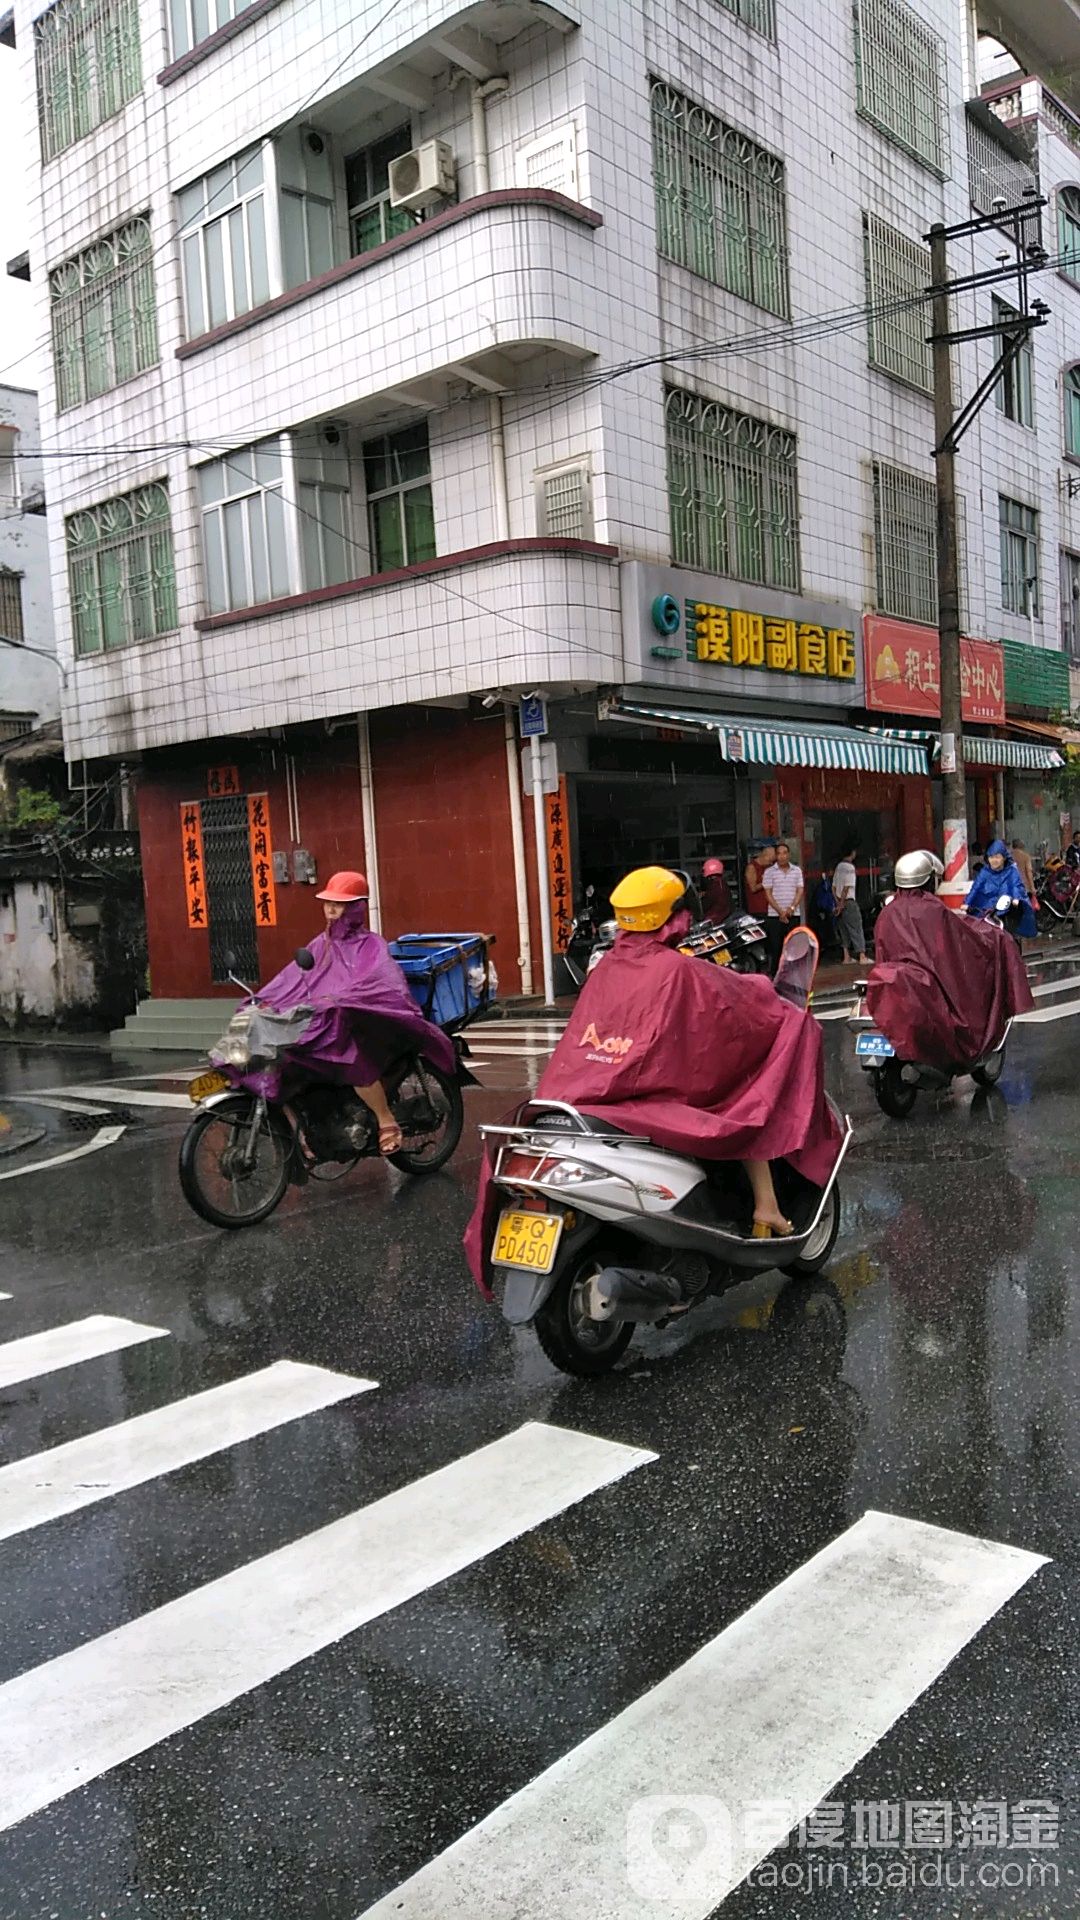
389,139,456,211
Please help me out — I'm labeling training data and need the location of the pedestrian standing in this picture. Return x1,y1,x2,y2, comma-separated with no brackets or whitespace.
832,844,869,964
762,841,804,973
1011,839,1035,899
743,841,776,923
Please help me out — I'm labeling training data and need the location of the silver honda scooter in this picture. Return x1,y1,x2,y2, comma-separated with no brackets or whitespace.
481,1097,851,1376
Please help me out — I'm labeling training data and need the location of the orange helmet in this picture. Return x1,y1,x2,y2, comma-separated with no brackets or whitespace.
315,869,368,902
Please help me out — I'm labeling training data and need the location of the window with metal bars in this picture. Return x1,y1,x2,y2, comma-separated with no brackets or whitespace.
1061,550,1080,659
0,711,36,743
872,462,936,626
999,495,1039,615
863,213,931,393
537,464,591,540
650,81,789,318
666,388,800,590
853,0,947,177
1060,187,1080,283
711,0,774,37
50,215,157,412
66,482,177,656
0,571,23,643
34,0,141,162
993,297,1034,427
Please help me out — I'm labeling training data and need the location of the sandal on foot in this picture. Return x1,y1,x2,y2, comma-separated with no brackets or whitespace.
378,1121,403,1155
752,1214,794,1239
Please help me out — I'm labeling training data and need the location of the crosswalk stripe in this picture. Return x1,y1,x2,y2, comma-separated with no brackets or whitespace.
0,1420,655,1834
0,1313,167,1391
0,1360,377,1544
30,1084,194,1111
3,1093,112,1116
359,1510,1046,1920
1017,995,1080,1024
1030,971,1080,998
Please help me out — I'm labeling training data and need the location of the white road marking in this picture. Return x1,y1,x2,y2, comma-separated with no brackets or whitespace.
1030,972,1080,998
3,1093,111,1116
0,1125,127,1183
0,1420,655,1834
464,1042,563,1058
0,1293,10,1301
27,1084,194,1111
0,1360,377,1544
1017,995,1080,1024
0,1313,168,1392
359,1510,1046,1920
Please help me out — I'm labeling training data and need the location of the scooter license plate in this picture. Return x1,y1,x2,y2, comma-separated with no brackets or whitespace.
189,1069,229,1102
856,1032,895,1059
493,1209,564,1273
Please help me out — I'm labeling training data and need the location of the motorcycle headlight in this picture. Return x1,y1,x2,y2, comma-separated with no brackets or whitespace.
221,1038,251,1067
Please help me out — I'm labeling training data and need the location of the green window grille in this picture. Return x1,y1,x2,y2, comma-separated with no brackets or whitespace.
853,0,948,177
50,215,157,412
1001,637,1070,712
992,297,1034,428
35,0,141,162
1066,365,1080,460
66,482,177,656
651,81,789,318
999,495,1039,616
0,570,24,643
363,423,435,573
712,0,774,38
666,387,800,591
873,461,936,626
1059,187,1080,282
864,212,931,393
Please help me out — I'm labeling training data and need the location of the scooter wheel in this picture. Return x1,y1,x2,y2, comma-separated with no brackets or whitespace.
787,1181,841,1276
873,1061,917,1119
533,1245,635,1377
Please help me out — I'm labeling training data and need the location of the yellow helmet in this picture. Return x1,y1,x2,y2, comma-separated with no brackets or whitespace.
610,865,686,933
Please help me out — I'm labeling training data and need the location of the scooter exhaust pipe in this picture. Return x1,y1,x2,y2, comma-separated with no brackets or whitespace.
595,1266,686,1324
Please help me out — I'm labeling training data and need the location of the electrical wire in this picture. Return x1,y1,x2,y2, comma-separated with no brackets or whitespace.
0,0,412,388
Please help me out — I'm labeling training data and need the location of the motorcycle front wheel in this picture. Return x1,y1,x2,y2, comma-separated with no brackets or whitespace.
873,1062,917,1119
533,1244,635,1377
972,1045,1005,1088
730,949,769,975
388,1063,464,1175
179,1096,294,1228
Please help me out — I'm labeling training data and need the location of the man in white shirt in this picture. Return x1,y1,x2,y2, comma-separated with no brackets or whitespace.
763,841,804,974
832,844,868,964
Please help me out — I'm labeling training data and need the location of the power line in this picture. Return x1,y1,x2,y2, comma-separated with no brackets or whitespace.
0,0,411,389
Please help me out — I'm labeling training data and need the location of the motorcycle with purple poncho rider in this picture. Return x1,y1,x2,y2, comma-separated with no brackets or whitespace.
179,870,484,1228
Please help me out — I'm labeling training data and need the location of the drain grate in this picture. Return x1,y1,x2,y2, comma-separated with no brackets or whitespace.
848,1132,998,1165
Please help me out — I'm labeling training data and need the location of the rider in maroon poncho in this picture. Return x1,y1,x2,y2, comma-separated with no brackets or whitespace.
465,865,841,1291
866,849,1034,1068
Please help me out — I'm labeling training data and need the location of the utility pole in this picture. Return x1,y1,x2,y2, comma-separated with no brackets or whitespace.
924,193,1050,905
929,223,967,908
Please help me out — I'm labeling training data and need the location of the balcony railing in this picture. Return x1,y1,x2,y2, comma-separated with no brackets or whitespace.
966,103,1039,220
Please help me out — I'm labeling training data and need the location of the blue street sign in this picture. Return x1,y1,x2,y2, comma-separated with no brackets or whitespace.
519,694,548,739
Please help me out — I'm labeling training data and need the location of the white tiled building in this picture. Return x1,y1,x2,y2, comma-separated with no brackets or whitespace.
0,384,56,743
4,0,1079,1006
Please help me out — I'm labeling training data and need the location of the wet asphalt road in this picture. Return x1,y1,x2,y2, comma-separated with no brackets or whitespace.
0,989,1077,1920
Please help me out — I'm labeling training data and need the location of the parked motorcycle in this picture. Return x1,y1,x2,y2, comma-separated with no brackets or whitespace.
179,949,477,1228
479,1097,851,1375
849,896,1017,1118
1035,856,1080,934
585,911,768,981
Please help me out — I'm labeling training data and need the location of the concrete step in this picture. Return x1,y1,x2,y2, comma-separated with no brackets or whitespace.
109,1027,218,1055
110,997,233,1054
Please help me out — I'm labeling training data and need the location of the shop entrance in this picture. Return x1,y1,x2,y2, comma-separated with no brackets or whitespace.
573,776,738,907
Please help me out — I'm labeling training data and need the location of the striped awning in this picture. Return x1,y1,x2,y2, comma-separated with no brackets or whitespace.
958,736,1063,770
613,703,929,774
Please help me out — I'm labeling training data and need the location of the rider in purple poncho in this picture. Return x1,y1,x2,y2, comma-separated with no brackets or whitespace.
252,869,455,1153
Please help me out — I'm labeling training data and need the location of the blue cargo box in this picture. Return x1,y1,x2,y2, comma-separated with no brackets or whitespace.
389,932,495,1031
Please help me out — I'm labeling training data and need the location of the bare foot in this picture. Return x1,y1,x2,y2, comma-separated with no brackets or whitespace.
378,1120,403,1155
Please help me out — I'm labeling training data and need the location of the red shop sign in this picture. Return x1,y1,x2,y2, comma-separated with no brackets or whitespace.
863,617,1005,725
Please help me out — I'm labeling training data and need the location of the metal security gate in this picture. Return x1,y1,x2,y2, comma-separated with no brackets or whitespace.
201,794,258,983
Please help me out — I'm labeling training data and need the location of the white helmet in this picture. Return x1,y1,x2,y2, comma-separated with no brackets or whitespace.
894,849,944,891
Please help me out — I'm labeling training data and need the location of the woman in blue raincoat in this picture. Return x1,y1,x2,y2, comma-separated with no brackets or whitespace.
965,838,1037,938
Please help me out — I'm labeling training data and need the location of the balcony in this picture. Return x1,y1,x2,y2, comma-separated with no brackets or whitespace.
977,0,1080,117
176,190,601,447
61,539,622,759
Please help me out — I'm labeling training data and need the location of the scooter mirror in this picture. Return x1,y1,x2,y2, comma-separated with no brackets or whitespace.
996,894,1012,913
223,948,237,969
295,947,315,970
